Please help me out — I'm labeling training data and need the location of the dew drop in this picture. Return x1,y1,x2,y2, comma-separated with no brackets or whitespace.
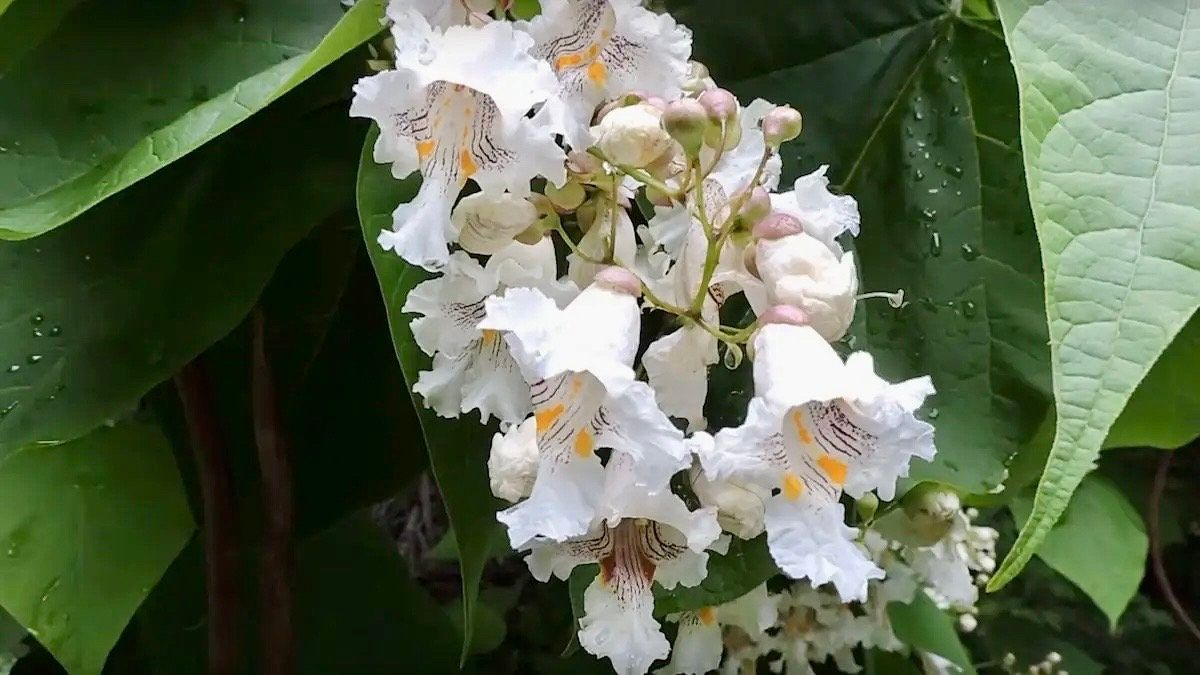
961,300,978,318
30,314,44,325
913,109,925,121
27,355,42,365
920,207,938,221
926,407,940,420
947,165,963,178
6,365,19,374
32,328,43,338
48,326,62,337
961,243,979,261
914,169,925,182
929,231,943,257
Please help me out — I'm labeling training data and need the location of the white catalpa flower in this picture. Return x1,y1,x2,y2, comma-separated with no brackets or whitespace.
453,191,541,255
772,584,875,675
690,468,770,540
488,416,539,502
661,584,780,675
769,165,860,254
351,11,566,269
526,462,720,675
592,103,674,168
906,510,999,611
403,239,574,423
696,321,935,600
481,268,691,547
755,225,859,342
524,0,692,149
386,0,497,30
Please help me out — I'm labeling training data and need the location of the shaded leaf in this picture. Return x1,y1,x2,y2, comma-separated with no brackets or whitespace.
356,127,500,661
0,0,384,239
888,593,976,674
990,0,1200,588
0,104,363,456
1104,314,1200,450
0,0,84,73
0,421,193,675
1009,475,1148,629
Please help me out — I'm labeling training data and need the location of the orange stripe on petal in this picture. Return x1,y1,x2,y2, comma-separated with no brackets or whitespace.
783,471,805,501
458,149,478,178
791,410,814,445
586,61,608,86
817,454,848,486
697,607,717,626
535,404,564,433
416,139,435,161
573,429,595,458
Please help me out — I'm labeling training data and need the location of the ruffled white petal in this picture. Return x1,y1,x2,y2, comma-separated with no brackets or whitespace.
752,324,847,409
593,381,691,487
413,350,471,417
764,498,882,602
643,323,717,432
579,572,668,675
488,417,540,502
662,612,722,675
769,166,860,255
756,234,859,342
499,449,606,548
461,331,531,423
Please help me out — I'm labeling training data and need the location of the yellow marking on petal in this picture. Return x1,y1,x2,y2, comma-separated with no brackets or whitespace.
458,148,478,178
783,472,804,501
535,404,564,433
554,53,585,70
416,139,436,161
570,375,584,394
573,428,595,457
586,60,608,86
481,329,499,346
697,607,717,626
585,43,600,59
791,410,814,445
817,454,848,486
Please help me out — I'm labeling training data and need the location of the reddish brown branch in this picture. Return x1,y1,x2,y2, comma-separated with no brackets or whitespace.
252,309,296,674
1148,451,1200,645
175,361,242,675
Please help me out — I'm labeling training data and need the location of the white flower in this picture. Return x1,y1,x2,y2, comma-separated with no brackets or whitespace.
453,191,541,254
920,652,964,675
524,0,692,149
351,11,566,269
696,323,936,600
755,231,859,341
488,417,539,502
643,321,716,433
525,462,719,675
592,103,673,167
568,204,638,287
698,98,781,224
404,239,573,423
769,165,859,255
689,459,769,540
905,510,998,611
386,0,496,29
661,585,780,675
773,585,874,674
481,272,691,547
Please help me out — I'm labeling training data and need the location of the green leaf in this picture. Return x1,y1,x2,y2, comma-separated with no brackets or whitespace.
678,0,1051,494
990,0,1200,588
356,127,500,662
887,593,976,674
0,0,384,239
652,535,776,615
1104,314,1200,450
0,0,85,73
0,104,362,457
0,421,193,675
1009,475,1147,629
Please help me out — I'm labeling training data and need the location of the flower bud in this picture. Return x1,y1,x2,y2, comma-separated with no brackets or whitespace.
593,265,642,296
545,179,586,211
752,212,804,240
692,470,769,539
762,105,803,146
957,613,978,633
855,493,879,522
704,118,742,151
682,60,712,94
662,98,708,157
900,484,960,545
567,149,603,177
487,417,538,502
758,304,809,327
738,186,772,227
590,103,673,168
453,191,540,255
698,88,738,124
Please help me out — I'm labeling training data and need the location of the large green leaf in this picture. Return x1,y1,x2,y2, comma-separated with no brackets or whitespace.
0,105,362,456
0,421,193,675
0,0,84,73
0,0,383,239
1009,475,1148,629
990,0,1200,588
356,127,500,661
652,535,776,615
887,593,976,674
677,0,1050,494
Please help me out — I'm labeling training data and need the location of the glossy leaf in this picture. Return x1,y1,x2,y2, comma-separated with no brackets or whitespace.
0,421,193,675
678,0,1050,494
0,105,362,456
0,0,383,239
652,536,776,615
1009,475,1148,629
356,127,500,661
991,0,1200,588
888,593,976,674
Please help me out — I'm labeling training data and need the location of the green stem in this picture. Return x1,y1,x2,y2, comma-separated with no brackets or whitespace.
553,224,605,265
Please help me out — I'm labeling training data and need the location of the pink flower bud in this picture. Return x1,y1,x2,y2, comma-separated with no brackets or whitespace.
662,98,708,157
752,212,804,240
698,88,738,123
738,186,772,226
758,305,810,327
593,266,643,297
761,105,803,146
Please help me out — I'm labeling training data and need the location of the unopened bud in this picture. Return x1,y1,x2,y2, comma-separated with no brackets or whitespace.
545,180,586,211
698,88,738,124
762,105,803,146
758,305,809,327
752,212,804,240
704,119,741,150
593,266,642,296
957,613,978,633
662,98,708,157
900,483,960,544
453,192,540,255
738,186,772,227
567,150,603,177
855,493,879,522
591,103,672,168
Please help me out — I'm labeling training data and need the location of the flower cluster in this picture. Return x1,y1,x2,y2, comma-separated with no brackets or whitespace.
353,1,955,672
